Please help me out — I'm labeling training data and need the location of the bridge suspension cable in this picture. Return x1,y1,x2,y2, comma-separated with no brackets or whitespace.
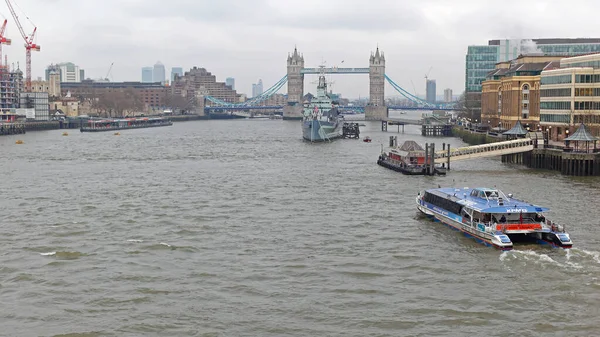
204,75,288,107
385,74,454,110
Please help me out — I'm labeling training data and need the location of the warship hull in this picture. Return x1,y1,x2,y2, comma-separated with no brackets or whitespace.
302,119,342,142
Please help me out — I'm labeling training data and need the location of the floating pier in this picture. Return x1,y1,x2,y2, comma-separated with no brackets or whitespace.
0,123,26,136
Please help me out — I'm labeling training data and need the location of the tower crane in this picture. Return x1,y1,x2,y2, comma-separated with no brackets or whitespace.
0,17,11,68
5,0,40,91
424,66,433,81
105,62,114,81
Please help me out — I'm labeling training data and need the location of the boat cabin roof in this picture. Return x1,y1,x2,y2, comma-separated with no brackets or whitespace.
427,187,549,213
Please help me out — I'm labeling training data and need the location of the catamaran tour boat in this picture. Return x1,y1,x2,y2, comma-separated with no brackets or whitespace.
416,187,573,250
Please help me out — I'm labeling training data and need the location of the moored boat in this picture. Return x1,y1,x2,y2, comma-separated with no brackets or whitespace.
363,136,372,143
377,140,446,175
416,187,573,250
80,117,172,132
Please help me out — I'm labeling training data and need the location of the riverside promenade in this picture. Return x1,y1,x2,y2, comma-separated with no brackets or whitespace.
453,124,600,176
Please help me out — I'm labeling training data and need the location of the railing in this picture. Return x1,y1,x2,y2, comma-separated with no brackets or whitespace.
435,138,534,159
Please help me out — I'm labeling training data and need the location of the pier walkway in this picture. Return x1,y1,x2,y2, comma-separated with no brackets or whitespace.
434,138,534,164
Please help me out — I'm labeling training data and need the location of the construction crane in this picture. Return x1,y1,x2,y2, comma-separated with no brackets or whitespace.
105,62,114,81
0,17,11,68
5,0,40,91
424,66,433,81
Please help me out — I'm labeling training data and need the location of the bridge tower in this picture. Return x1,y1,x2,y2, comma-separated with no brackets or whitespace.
283,47,305,120
365,47,388,120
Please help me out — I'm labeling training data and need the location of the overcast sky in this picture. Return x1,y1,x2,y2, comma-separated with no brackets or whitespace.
3,0,598,99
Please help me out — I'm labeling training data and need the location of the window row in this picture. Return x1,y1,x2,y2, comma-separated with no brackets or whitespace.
575,74,600,83
540,114,571,123
563,60,600,69
574,88,600,96
540,101,571,110
573,114,600,124
574,101,600,110
540,75,572,85
540,88,571,97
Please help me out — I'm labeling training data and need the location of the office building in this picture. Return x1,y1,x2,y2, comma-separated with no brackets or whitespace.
539,53,600,140
153,61,166,84
426,79,436,104
444,88,453,103
465,38,600,118
45,62,83,83
226,77,235,90
142,67,153,83
171,67,183,82
252,79,263,98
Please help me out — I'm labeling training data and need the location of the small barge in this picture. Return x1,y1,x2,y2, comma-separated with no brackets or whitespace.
80,117,173,132
416,187,573,250
377,140,446,175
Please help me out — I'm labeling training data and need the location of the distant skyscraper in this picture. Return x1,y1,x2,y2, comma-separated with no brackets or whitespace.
226,77,235,90
142,67,153,83
171,67,183,82
252,79,263,97
426,79,436,104
444,88,453,103
153,61,166,84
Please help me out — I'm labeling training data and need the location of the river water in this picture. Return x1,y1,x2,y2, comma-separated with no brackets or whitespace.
1,116,600,336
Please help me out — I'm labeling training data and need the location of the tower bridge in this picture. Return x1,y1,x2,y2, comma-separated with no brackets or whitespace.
200,47,455,119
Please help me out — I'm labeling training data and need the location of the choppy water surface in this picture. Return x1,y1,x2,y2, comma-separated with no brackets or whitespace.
1,118,600,336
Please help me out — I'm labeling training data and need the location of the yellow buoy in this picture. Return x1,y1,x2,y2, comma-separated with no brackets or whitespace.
62,132,69,136
15,140,23,144
114,132,120,136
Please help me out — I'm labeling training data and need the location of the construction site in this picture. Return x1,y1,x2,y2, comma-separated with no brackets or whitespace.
0,0,41,123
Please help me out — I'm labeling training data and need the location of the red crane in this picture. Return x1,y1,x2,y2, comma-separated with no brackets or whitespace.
0,18,12,67
5,0,40,90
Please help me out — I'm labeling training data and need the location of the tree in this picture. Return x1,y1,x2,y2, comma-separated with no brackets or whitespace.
95,89,144,117
455,92,481,121
165,92,194,113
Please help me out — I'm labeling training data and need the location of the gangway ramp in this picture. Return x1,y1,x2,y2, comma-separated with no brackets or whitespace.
434,138,534,164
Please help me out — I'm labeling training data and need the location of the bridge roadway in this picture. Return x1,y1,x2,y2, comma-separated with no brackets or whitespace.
433,138,535,164
205,105,454,113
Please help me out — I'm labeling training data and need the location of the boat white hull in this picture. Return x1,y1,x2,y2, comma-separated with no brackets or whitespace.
416,197,513,250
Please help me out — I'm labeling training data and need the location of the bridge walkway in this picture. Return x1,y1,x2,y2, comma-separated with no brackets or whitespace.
434,138,535,164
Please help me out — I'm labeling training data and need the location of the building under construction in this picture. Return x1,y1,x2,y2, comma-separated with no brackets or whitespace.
0,65,24,121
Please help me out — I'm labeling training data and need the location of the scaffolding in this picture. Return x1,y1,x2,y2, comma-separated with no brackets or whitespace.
0,64,22,115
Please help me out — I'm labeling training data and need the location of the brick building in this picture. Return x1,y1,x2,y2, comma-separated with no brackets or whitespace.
60,80,167,111
171,67,243,104
481,55,562,130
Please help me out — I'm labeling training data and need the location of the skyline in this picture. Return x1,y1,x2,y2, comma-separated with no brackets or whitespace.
2,0,599,98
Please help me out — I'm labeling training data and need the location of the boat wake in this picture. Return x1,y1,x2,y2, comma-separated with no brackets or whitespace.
500,248,600,272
